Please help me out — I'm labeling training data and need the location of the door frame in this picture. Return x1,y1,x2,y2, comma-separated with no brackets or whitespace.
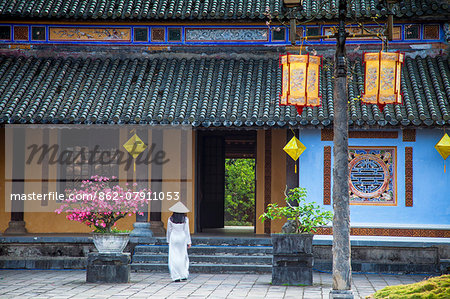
195,129,257,233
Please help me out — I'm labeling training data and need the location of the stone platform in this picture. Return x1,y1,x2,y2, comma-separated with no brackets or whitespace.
0,234,449,274
0,270,430,299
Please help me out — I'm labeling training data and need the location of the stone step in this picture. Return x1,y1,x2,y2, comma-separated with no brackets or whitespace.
134,245,273,255
0,257,86,269
132,254,272,265
131,263,272,273
439,259,450,274
148,237,272,247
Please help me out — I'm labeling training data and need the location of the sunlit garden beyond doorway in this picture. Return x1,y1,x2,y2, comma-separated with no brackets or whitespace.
224,158,256,233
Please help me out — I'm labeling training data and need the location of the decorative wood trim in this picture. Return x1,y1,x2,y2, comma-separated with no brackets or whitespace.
150,129,162,222
264,130,272,234
405,147,413,207
350,131,398,138
323,146,332,205
136,128,149,222
321,129,334,141
321,129,398,141
180,130,187,207
286,130,299,190
314,227,450,238
402,129,416,142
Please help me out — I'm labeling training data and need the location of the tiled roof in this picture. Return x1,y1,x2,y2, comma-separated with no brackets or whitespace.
0,0,283,20
0,53,449,128
294,0,450,20
0,0,447,20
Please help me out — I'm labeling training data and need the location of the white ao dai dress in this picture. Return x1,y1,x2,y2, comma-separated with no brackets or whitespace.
166,217,191,281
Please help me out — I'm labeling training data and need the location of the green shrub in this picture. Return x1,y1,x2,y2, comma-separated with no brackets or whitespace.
370,275,450,299
259,187,333,234
224,158,255,226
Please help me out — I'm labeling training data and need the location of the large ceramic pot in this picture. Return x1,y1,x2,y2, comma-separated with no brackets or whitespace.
271,233,314,286
92,233,130,254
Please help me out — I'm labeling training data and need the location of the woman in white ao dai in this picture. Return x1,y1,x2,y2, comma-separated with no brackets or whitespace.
166,202,192,282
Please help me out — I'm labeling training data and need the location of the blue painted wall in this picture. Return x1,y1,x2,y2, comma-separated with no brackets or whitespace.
298,128,450,226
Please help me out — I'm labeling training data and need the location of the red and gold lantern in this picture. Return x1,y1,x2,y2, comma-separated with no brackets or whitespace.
280,53,322,115
362,51,404,111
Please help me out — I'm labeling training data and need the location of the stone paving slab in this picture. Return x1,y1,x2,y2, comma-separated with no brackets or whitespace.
0,270,428,299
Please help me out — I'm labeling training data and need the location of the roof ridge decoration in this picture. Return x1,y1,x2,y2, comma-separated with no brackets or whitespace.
0,0,447,21
0,53,449,128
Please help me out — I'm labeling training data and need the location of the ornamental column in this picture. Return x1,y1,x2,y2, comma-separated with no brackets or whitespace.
4,127,27,235
149,128,165,236
130,128,154,240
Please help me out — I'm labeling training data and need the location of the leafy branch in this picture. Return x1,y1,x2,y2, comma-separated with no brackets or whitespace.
259,187,333,234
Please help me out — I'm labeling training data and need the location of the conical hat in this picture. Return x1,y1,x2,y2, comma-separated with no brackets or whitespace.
169,202,190,213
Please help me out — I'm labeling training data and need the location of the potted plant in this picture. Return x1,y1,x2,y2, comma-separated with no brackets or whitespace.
55,175,149,254
259,187,333,286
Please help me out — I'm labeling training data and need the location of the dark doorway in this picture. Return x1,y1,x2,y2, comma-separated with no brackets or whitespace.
196,130,257,232
199,135,225,229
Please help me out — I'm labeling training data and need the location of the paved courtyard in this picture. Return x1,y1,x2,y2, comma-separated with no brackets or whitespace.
0,270,428,299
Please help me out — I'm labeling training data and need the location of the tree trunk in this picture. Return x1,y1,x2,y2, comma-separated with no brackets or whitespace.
332,75,352,291
331,0,353,294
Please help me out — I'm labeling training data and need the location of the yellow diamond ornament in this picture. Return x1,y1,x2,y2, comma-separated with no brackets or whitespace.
123,133,147,159
435,133,450,160
123,133,147,171
283,136,306,162
435,133,450,173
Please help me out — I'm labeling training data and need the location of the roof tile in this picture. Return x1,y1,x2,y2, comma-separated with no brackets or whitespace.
0,53,450,127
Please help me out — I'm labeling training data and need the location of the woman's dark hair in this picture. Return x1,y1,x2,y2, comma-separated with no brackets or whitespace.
170,212,186,224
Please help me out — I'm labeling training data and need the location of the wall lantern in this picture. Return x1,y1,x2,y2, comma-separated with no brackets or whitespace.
435,133,450,173
362,51,404,111
280,53,322,116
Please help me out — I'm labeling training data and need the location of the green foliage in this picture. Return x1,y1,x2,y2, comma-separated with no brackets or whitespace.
371,275,450,299
259,187,333,234
224,158,255,226
225,220,253,226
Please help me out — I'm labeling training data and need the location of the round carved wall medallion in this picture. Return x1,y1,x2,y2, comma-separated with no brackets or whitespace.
348,154,390,199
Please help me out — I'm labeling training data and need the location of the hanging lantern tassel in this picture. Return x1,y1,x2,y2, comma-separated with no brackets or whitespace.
435,133,450,173
283,136,306,173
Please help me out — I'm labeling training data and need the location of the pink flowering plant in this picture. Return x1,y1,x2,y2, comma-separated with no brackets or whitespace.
55,175,149,233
